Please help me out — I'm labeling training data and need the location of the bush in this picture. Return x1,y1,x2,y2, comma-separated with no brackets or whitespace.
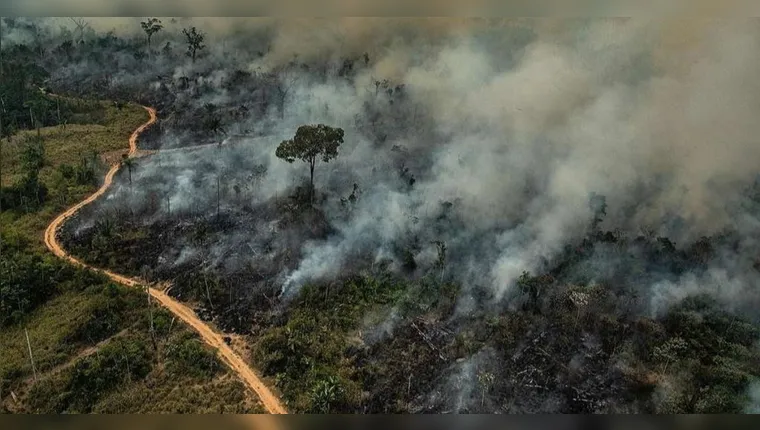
0,174,48,212
309,375,345,413
63,292,127,345
165,332,221,380
0,248,58,326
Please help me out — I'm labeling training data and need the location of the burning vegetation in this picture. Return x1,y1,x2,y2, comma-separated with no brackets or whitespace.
3,17,760,412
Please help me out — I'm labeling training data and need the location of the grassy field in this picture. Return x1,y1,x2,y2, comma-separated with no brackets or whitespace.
0,100,145,183
0,97,264,413
0,98,146,251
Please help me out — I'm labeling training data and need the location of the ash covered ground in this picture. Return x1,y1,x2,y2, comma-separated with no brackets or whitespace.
6,16,758,412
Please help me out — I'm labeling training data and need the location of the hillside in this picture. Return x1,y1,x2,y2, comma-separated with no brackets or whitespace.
0,97,263,413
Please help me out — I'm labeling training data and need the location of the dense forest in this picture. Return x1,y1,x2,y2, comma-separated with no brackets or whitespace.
2,17,760,413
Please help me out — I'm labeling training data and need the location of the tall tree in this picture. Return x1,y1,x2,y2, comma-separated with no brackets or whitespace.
140,18,163,56
20,136,45,178
182,26,205,63
24,97,48,135
271,70,297,119
69,18,89,44
20,135,45,208
275,124,343,204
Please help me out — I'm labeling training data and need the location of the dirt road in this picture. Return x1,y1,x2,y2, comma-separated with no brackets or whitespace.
43,104,288,415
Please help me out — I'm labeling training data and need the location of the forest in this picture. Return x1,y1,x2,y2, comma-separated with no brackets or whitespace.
2,17,760,413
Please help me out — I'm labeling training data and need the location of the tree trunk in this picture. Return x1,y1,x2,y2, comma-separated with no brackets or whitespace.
25,329,37,382
147,288,158,353
123,353,131,383
204,276,214,310
34,173,40,206
309,160,315,205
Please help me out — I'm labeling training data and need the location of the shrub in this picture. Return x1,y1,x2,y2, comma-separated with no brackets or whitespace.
165,332,221,380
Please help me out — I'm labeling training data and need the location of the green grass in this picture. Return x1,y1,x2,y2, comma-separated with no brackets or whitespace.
251,275,459,412
1,99,144,185
92,374,264,413
0,291,113,382
19,304,264,414
0,96,262,414
0,99,146,252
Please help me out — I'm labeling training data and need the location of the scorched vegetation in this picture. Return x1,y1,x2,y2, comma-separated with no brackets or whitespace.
4,17,760,413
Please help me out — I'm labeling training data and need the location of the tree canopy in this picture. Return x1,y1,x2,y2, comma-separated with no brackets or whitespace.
182,27,205,63
275,124,344,203
140,18,163,51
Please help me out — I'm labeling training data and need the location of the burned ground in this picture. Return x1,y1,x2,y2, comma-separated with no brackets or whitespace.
6,17,760,413
57,151,760,412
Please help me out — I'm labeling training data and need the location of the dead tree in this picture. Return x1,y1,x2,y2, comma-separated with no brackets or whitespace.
25,329,38,382
69,18,89,44
145,286,158,353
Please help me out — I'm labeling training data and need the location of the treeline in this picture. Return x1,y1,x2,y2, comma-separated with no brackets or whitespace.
1,17,422,151
0,60,109,135
0,38,114,213
0,57,50,135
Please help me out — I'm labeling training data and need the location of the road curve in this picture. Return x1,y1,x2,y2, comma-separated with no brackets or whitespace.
43,104,288,415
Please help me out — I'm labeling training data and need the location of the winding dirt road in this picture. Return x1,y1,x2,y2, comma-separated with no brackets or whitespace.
43,104,287,415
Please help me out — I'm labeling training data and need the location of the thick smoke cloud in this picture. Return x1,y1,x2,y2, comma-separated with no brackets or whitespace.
7,0,759,17
16,17,760,316
262,18,760,306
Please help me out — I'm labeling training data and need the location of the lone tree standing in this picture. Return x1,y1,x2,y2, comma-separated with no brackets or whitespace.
140,18,163,56
182,26,205,63
275,124,343,205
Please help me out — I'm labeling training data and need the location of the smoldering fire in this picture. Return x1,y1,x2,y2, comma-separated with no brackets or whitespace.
7,15,760,413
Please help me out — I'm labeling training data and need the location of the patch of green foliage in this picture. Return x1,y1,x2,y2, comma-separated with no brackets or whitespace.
165,331,222,379
0,87,260,412
0,235,59,326
249,266,760,413
21,317,255,413
0,233,261,413
645,295,760,413
253,275,460,412
26,334,153,413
